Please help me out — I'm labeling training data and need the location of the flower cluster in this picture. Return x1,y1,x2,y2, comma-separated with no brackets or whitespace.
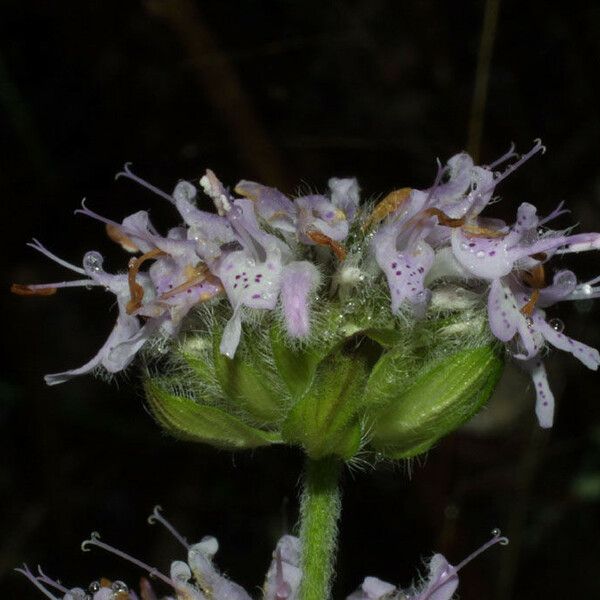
18,506,507,600
13,141,600,431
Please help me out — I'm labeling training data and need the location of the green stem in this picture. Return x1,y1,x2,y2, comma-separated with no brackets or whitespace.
298,456,343,600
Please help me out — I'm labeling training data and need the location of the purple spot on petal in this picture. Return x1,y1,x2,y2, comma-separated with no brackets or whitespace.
252,293,261,299
489,251,496,256
396,270,402,276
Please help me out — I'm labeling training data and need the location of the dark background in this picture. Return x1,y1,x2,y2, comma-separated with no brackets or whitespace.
2,1,600,598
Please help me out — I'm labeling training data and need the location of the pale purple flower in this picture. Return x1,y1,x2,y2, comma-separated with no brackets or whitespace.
346,529,508,600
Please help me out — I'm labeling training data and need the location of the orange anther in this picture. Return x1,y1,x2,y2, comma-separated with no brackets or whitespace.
126,248,166,314
307,230,347,261
461,224,507,238
422,207,465,228
362,188,412,231
10,283,57,296
106,223,139,253
520,264,546,316
520,288,540,317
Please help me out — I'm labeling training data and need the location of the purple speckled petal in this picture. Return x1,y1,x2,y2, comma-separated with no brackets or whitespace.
375,223,434,314
328,177,360,223
522,358,555,428
532,312,600,370
451,229,512,280
487,280,542,359
280,261,321,338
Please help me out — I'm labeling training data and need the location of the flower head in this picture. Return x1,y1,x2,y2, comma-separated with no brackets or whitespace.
13,142,600,457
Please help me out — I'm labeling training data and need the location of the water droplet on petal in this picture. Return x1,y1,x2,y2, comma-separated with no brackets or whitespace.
526,317,534,328
111,581,129,592
555,271,577,289
549,318,564,332
88,581,101,593
476,250,486,258
83,251,104,273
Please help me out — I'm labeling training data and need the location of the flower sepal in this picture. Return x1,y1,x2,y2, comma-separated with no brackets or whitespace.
144,379,282,449
370,344,504,459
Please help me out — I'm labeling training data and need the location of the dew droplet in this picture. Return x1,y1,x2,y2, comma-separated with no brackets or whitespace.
555,270,576,290
112,581,129,592
476,250,486,258
83,251,104,273
491,528,501,537
549,318,564,332
526,317,534,328
580,283,593,296
88,581,101,593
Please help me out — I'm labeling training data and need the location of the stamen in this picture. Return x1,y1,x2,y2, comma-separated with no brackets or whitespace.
106,223,140,253
422,207,465,228
115,163,175,203
479,139,545,196
27,238,87,275
485,142,518,169
306,230,347,261
520,264,546,316
127,248,167,314
462,224,507,238
362,188,412,231
36,566,70,594
453,528,509,573
81,532,174,588
11,279,99,296
11,284,57,296
147,505,190,550
159,265,212,300
15,565,60,600
424,159,448,207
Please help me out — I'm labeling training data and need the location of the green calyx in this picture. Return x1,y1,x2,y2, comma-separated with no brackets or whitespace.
144,300,504,461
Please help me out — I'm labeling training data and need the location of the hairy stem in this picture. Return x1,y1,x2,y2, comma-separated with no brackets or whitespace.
298,456,343,600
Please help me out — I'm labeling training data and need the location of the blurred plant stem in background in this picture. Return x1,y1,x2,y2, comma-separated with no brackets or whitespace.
467,0,501,161
146,0,289,188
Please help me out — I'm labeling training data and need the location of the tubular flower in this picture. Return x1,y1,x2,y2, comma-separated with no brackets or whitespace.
12,142,600,459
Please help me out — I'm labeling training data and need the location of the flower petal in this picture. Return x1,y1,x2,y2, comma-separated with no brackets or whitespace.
280,261,321,338
328,177,360,223
522,358,555,428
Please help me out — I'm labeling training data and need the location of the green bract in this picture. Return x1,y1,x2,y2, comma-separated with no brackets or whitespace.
144,296,504,461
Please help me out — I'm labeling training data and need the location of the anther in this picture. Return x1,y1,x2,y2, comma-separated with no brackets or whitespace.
306,230,347,261
127,248,167,314
362,188,412,231
106,223,139,253
11,284,57,296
